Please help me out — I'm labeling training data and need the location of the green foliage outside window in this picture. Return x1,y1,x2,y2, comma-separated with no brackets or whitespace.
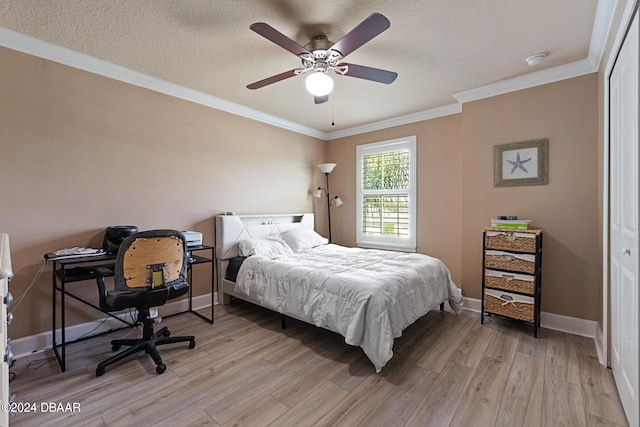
362,151,410,190
361,150,410,237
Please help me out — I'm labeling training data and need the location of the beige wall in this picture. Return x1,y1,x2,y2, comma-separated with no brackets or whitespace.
0,47,326,339
329,74,600,321
327,115,463,286
0,42,604,341
461,74,600,320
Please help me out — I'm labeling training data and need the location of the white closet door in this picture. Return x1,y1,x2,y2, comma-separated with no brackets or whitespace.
610,9,639,427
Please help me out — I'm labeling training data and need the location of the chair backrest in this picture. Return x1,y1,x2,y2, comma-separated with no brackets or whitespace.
113,230,187,291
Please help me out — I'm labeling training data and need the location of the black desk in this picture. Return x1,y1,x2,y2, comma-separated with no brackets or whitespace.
47,245,214,372
185,245,216,323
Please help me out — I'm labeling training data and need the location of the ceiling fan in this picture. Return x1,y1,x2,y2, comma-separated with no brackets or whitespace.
246,13,398,104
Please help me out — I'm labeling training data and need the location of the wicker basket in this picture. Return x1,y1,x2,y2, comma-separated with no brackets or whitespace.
484,252,535,274
484,272,535,295
485,232,536,253
484,292,534,323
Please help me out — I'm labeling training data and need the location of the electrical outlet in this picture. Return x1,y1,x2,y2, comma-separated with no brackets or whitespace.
149,307,158,318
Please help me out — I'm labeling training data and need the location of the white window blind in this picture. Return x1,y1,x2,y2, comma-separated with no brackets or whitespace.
356,136,416,251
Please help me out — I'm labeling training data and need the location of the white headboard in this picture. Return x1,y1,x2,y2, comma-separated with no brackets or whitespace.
215,213,315,260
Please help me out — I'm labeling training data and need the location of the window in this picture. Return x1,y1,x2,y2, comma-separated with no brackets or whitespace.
356,136,416,251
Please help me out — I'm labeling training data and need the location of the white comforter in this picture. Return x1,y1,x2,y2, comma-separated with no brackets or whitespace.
234,244,463,372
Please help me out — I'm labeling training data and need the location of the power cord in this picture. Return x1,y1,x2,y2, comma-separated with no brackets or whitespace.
8,356,55,382
74,307,141,341
9,260,47,314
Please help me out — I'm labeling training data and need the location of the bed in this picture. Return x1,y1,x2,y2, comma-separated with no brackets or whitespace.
215,213,463,372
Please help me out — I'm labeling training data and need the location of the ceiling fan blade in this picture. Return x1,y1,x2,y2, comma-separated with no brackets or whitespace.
340,63,397,84
314,95,329,104
250,22,311,57
329,13,390,58
247,69,298,89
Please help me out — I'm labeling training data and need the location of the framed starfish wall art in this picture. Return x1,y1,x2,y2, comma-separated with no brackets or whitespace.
494,139,548,187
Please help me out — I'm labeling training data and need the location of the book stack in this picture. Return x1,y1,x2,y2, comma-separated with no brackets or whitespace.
490,216,531,230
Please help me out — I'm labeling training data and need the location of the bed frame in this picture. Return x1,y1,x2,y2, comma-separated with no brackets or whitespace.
214,212,452,372
215,213,315,305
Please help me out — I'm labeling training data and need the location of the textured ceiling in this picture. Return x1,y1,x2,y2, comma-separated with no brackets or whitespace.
0,0,602,135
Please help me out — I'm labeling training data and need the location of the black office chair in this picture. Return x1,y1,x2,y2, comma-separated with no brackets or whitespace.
95,229,195,376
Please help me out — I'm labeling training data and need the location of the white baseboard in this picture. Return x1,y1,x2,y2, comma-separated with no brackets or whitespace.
463,297,600,339
594,323,605,366
12,292,218,360
14,293,603,365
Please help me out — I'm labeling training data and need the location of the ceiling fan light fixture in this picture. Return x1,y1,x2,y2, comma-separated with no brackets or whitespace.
305,71,334,96
247,14,395,102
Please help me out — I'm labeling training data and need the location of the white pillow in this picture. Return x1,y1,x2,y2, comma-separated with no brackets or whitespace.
282,228,328,252
238,235,293,259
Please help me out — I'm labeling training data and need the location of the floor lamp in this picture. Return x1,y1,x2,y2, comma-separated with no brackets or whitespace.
314,163,343,243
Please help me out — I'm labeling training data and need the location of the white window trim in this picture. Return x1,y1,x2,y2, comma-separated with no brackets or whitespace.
356,136,417,251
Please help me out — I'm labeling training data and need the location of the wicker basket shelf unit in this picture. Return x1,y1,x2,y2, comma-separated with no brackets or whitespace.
481,227,543,337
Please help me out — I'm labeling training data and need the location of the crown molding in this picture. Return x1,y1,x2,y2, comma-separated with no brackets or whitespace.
452,58,597,104
452,0,617,105
322,0,619,139
326,103,462,140
0,27,326,141
588,0,619,70
0,0,618,142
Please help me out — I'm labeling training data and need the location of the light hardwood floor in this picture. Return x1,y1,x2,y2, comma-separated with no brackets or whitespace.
9,301,629,426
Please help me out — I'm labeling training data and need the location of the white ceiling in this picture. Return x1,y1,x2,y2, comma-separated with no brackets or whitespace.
0,1,612,139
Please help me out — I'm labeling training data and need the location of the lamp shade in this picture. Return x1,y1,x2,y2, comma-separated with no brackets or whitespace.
334,196,344,207
317,163,337,174
314,187,323,198
305,72,334,96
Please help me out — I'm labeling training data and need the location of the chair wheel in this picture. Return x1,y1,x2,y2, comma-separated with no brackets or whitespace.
188,340,196,349
96,367,105,377
112,344,121,351
163,330,171,337
156,363,166,374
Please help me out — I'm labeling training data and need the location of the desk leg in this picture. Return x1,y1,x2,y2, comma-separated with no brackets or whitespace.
187,265,193,312
51,262,66,372
185,248,214,324
211,250,215,323
52,263,58,369
60,274,65,372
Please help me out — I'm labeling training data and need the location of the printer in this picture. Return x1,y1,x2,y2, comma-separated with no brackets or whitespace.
181,231,202,248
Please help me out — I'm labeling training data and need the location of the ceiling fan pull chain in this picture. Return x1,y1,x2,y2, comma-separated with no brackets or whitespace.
331,97,335,126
